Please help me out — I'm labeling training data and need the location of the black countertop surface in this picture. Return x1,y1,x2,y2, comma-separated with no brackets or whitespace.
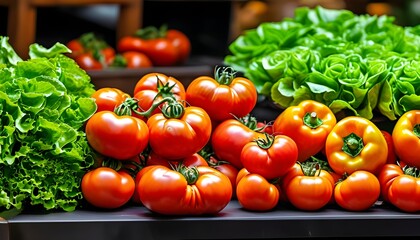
4,200,420,240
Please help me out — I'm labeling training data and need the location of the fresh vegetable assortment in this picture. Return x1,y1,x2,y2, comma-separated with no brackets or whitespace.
79,67,420,215
3,6,420,220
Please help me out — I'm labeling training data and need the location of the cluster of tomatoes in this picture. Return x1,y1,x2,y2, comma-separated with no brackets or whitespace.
81,65,420,215
66,25,191,71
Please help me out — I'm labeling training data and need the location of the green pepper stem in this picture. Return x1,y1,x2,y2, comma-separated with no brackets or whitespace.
342,133,364,157
303,112,323,129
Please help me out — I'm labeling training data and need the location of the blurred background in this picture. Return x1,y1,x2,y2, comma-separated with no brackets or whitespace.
0,0,417,61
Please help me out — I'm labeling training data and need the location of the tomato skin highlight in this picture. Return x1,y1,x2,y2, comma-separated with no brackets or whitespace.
81,167,135,209
85,111,149,160
91,88,130,113
138,165,232,215
334,170,380,211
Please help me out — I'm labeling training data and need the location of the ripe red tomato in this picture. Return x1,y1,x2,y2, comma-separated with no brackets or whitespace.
378,163,403,202
81,167,135,209
74,53,103,70
101,47,116,65
186,66,258,122
283,165,334,211
138,165,232,215
85,111,149,160
147,105,212,160
205,155,239,198
381,130,397,164
146,151,208,168
91,88,130,113
334,170,380,211
236,168,280,211
166,29,191,64
66,39,84,58
117,36,145,53
121,51,152,68
388,175,420,212
133,72,186,116
241,134,298,180
117,26,191,66
211,117,265,169
378,163,420,212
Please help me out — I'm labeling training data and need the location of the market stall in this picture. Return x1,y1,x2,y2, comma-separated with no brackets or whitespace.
1,2,420,240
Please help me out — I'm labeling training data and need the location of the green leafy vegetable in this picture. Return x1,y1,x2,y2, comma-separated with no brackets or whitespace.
225,6,420,120
0,36,97,216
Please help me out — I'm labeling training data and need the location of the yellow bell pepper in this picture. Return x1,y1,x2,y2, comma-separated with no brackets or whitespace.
325,116,387,175
272,100,337,162
392,110,420,168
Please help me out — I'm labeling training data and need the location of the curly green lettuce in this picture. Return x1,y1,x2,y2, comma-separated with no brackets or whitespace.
225,6,420,120
0,36,97,216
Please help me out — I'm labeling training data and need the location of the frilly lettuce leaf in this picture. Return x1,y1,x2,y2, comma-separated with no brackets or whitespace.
0,36,97,215
224,5,420,120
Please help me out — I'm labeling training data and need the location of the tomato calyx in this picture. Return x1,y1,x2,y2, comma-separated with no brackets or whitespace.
402,164,420,178
114,96,179,118
198,146,231,167
77,32,110,66
134,25,168,39
110,54,127,67
155,77,179,99
101,158,124,171
161,100,185,119
237,114,263,131
171,163,200,184
414,124,420,138
214,66,238,85
254,133,274,150
303,112,323,129
298,161,322,177
342,133,364,157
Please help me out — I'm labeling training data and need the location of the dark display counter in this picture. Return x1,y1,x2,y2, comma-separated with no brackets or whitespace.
3,200,420,240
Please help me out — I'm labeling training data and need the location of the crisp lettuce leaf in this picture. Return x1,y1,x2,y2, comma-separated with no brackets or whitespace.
0,38,97,215
225,5,420,120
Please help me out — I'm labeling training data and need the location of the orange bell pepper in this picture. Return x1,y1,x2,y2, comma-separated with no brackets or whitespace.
272,100,337,162
392,110,420,168
325,116,388,175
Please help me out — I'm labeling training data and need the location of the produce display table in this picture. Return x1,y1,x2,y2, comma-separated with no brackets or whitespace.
3,200,420,240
